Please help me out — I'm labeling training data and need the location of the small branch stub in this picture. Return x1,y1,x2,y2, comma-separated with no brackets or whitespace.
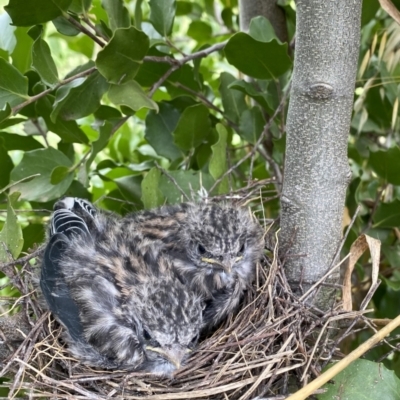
307,83,334,100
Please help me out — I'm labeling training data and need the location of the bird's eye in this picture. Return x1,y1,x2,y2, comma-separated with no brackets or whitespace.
143,329,152,341
198,244,206,254
238,243,245,255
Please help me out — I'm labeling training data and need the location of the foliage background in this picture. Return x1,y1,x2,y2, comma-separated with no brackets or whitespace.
0,0,400,393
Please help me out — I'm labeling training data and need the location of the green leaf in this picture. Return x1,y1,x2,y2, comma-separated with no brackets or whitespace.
159,170,214,204
167,64,202,98
67,35,95,58
69,0,92,14
141,167,164,209
114,175,143,206
149,0,176,37
5,0,73,26
249,16,280,43
0,57,29,108
96,27,150,84
108,80,158,112
50,165,71,185
101,0,130,31
373,199,400,228
51,71,109,121
225,32,292,79
239,107,265,144
0,143,14,190
135,49,170,87
369,147,400,185
381,275,400,291
0,192,24,262
0,117,25,130
221,7,233,30
134,0,143,28
145,102,182,160
209,124,229,194
22,223,45,253
229,79,273,111
10,147,74,202
0,104,12,123
52,15,81,36
361,0,380,26
176,1,193,15
0,132,43,151
318,359,400,400
86,121,113,169
173,104,211,151
219,72,247,125
11,27,33,73
187,20,212,43
36,95,89,143
29,25,59,87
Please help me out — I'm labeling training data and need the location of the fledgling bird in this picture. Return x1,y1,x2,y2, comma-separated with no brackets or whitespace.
121,202,265,328
40,198,204,376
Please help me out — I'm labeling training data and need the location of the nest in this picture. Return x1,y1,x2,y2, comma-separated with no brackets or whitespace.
0,237,375,400
0,183,381,399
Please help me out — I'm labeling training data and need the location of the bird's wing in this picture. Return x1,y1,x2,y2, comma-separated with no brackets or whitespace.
40,232,84,343
41,207,92,342
53,197,97,227
49,208,91,237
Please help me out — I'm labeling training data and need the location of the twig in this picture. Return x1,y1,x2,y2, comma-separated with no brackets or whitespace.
209,86,290,194
0,174,41,195
148,41,227,97
285,314,400,400
12,67,97,115
298,253,351,302
64,14,106,48
82,16,109,42
154,162,190,201
0,246,45,270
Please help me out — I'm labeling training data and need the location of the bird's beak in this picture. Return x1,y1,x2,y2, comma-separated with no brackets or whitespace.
201,257,239,274
145,345,186,369
222,262,232,274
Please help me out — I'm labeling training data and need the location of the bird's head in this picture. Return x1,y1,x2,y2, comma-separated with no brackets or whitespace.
129,275,204,376
178,204,264,289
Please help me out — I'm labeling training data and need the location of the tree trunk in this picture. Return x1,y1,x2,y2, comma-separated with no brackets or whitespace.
238,0,288,43
280,1,362,309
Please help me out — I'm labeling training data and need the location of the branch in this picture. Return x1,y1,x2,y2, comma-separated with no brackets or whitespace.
82,16,109,42
148,41,227,96
0,246,45,271
11,67,97,115
64,14,106,47
154,162,190,201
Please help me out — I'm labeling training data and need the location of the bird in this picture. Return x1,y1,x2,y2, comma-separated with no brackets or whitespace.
40,198,204,376
117,201,265,329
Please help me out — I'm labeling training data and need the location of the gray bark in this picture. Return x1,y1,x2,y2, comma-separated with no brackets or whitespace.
280,1,362,308
239,0,288,43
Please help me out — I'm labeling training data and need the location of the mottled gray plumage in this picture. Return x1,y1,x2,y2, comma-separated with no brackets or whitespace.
122,202,265,328
40,198,203,376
